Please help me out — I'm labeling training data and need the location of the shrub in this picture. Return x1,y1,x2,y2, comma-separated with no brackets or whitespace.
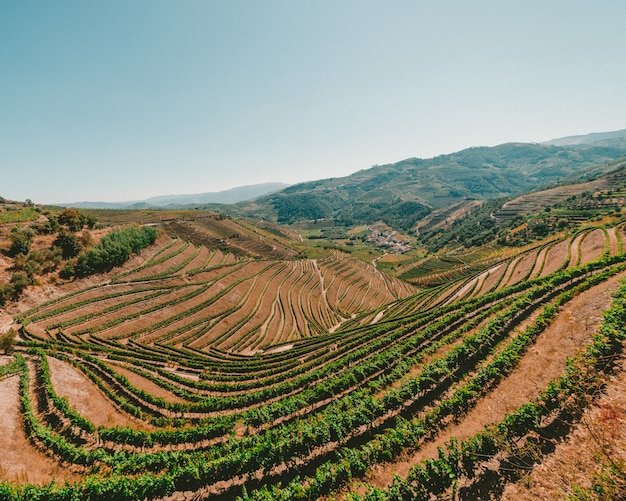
75,225,158,277
0,329,16,355
59,262,75,279
8,229,32,256
53,229,83,258
0,282,14,305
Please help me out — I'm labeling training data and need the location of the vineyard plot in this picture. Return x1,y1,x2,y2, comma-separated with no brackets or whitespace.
20,239,415,353
3,226,626,500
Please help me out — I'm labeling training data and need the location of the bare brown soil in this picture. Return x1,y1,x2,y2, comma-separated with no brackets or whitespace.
47,356,153,430
501,250,537,288
540,239,570,277
501,355,626,500
579,227,607,265
105,361,189,404
0,373,76,485
119,239,192,281
360,270,626,491
608,226,620,256
474,262,507,296
496,256,522,291
568,232,585,267
527,245,547,278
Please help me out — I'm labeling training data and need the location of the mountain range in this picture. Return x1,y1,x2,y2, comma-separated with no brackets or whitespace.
542,128,626,149
57,182,290,209
229,135,626,230
58,129,626,232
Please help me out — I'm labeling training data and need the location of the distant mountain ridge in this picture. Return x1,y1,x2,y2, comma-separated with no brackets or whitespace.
58,182,290,209
232,140,626,230
543,128,626,149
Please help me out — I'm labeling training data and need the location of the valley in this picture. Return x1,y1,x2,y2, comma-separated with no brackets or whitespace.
1,142,626,500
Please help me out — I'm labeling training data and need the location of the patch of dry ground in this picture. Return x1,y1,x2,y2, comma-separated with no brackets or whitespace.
106,361,188,404
360,270,626,491
0,373,77,485
48,356,154,430
501,355,626,500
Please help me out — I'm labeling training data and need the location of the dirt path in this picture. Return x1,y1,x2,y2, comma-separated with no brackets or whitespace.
361,270,626,489
0,373,76,485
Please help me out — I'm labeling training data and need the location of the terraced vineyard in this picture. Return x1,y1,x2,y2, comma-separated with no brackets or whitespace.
1,221,626,500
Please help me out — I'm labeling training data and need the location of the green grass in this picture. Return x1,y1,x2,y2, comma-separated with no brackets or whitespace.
0,207,40,224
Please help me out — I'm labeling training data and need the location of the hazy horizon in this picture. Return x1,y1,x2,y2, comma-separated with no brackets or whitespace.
2,1,626,204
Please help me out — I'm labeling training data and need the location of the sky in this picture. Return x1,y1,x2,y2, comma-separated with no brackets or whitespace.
2,1,626,204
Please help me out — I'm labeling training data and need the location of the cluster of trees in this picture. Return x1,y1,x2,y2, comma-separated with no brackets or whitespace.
419,200,506,252
72,225,159,278
271,190,432,232
272,192,340,224
0,209,99,304
339,200,431,231
1,207,158,305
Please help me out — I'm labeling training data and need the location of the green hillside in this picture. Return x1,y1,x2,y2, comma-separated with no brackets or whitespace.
230,142,626,231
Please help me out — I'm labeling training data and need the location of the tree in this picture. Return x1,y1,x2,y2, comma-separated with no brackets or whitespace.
59,261,75,279
10,271,32,297
57,208,97,232
58,208,84,232
9,229,32,256
53,229,82,258
80,230,94,248
0,282,15,305
0,329,16,355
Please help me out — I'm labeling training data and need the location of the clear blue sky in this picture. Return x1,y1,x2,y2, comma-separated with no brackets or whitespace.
2,1,626,204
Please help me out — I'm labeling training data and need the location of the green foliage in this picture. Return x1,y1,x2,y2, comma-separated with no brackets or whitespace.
0,282,13,305
272,192,342,224
13,247,63,276
59,261,75,279
236,143,626,231
0,329,16,355
418,199,506,252
0,207,40,224
53,229,83,258
10,271,33,296
8,228,33,256
57,208,97,232
75,225,158,277
339,200,431,231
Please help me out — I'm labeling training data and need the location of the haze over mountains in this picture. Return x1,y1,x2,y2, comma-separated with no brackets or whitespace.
231,129,626,230
59,182,290,210
57,129,626,219
542,128,626,148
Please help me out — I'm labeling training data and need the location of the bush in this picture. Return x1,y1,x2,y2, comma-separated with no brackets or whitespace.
59,262,75,279
0,329,16,355
75,225,158,278
10,271,32,296
53,229,83,258
8,229,32,256
57,208,97,232
0,282,15,306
